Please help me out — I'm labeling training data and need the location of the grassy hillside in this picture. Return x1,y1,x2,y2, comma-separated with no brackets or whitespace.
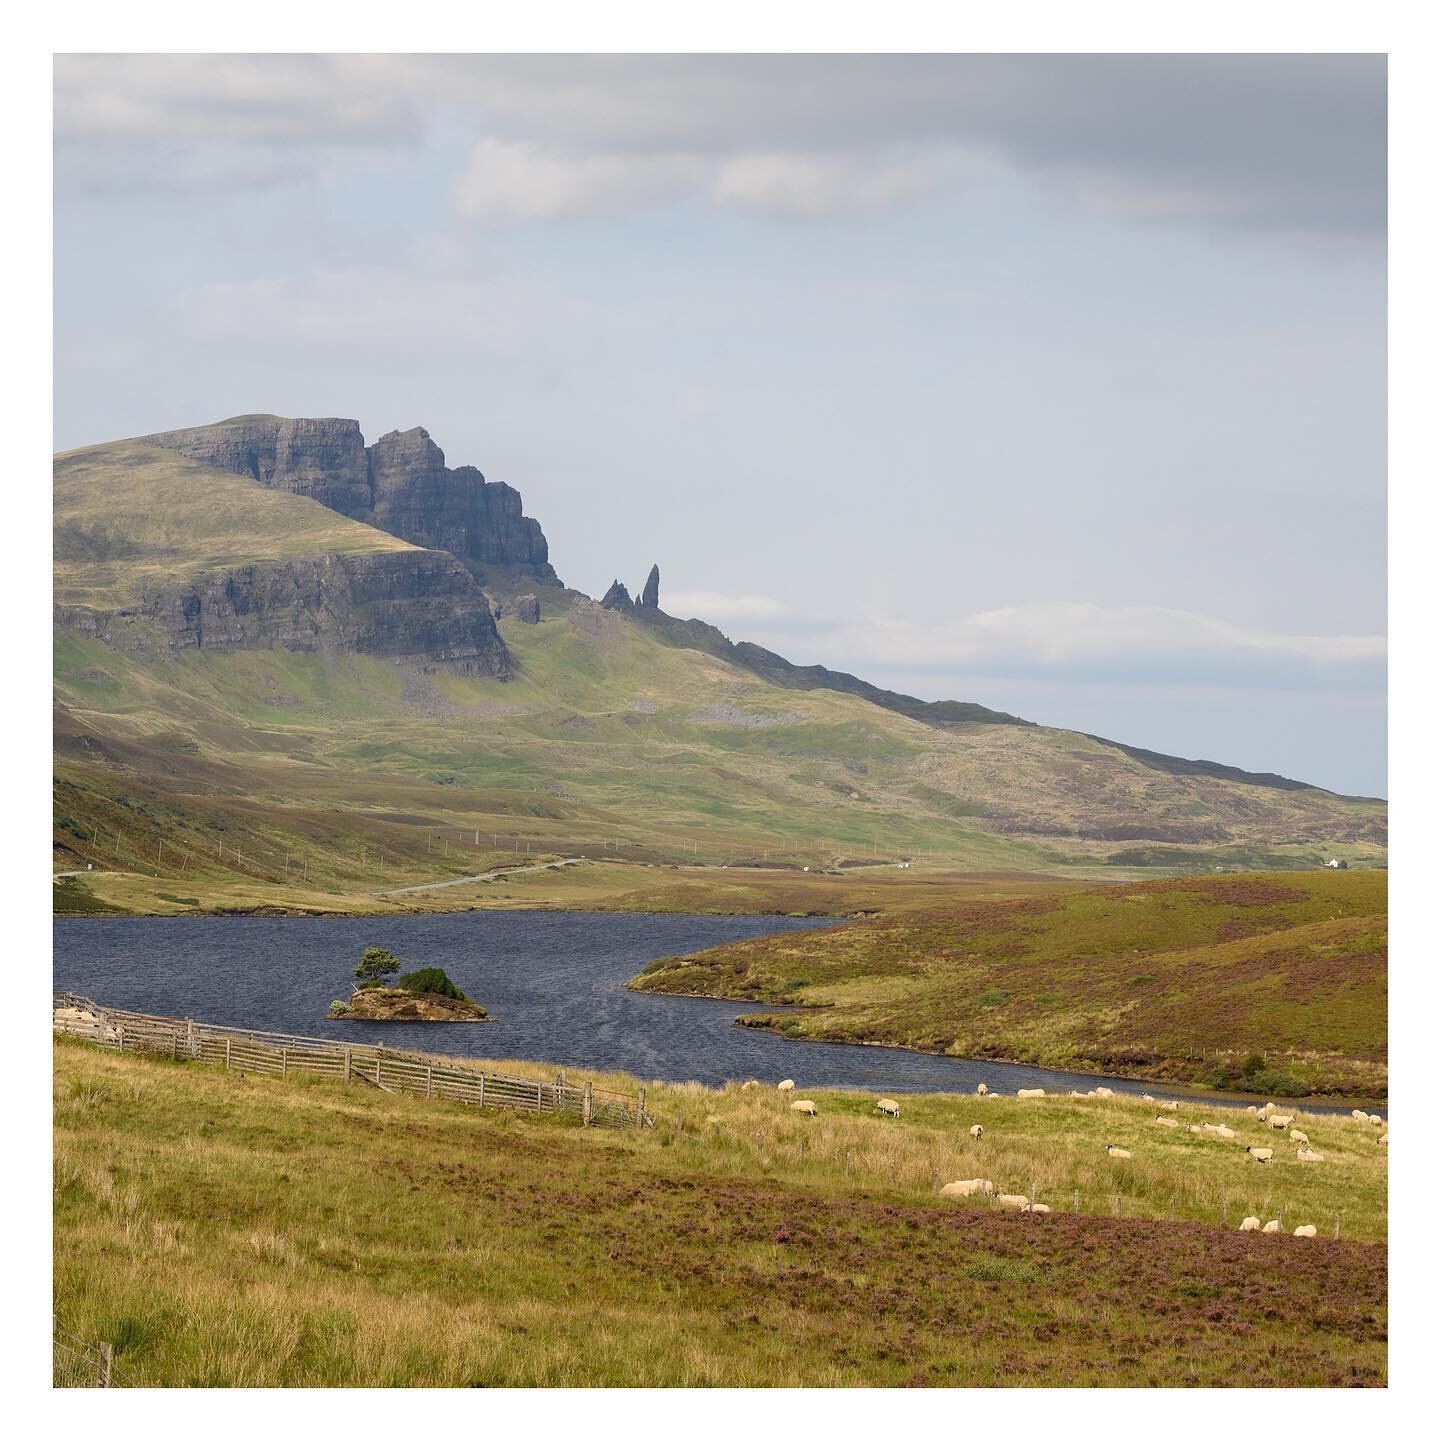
632,871,1388,1099
53,438,1386,914
54,1037,1387,1386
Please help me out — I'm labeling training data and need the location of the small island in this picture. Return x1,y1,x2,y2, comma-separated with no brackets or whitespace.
327,947,489,1023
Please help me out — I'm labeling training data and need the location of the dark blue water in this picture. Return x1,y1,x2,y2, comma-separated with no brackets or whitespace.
52,912,1373,1111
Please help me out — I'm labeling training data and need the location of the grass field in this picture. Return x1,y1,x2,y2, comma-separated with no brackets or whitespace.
632,870,1388,1099
54,1037,1387,1386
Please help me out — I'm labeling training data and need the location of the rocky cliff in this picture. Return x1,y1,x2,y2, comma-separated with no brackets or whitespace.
138,416,558,586
56,549,511,677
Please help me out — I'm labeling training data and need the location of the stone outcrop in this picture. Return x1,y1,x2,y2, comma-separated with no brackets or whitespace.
138,416,558,586
329,987,489,1022
600,580,634,611
639,563,660,609
55,549,511,677
512,594,541,624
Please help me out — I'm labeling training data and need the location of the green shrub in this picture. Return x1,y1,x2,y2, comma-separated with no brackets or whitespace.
327,1000,348,1017
1248,1068,1304,1098
976,988,1011,1008
966,1257,1039,1284
396,966,467,1000
1241,1053,1266,1077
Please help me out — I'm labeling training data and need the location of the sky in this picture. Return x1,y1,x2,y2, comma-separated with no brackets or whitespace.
52,55,1387,797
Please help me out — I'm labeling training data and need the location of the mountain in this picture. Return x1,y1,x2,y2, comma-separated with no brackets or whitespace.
52,417,1386,907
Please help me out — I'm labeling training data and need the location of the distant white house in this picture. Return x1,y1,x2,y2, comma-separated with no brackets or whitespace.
1324,858,1350,870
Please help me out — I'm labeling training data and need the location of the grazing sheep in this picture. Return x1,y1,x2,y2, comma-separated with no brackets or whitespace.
1239,1216,1261,1231
1186,1124,1204,1133
1141,1094,1156,1102
1025,1203,1051,1214
1245,1105,1260,1116
1094,1086,1116,1098
1262,1219,1282,1233
1104,1145,1132,1159
995,1193,1030,1211
1246,1146,1274,1162
976,1082,988,1095
1379,1132,1389,1146
1368,1114,1383,1126
739,1080,758,1091
790,1099,816,1116
875,1098,901,1118
940,1178,994,1198
1160,1099,1180,1111
1296,1147,1324,1163
1294,1224,1318,1238
969,1124,984,1138
1017,1088,1045,1099
1261,1102,1277,1117
1351,1108,1368,1121
777,1079,795,1092
1214,1124,1236,1139
1289,1129,1309,1145
1268,1115,1294,1130
1154,1115,1179,1129
985,1092,1002,1100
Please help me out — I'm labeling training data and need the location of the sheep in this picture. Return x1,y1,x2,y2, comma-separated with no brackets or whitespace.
1294,1224,1318,1238
969,1124,984,1138
1245,1105,1260,1116
1154,1115,1179,1128
1016,1088,1045,1099
1378,1132,1389,1146
739,1079,758,1091
1246,1146,1274,1162
875,1098,901,1118
1268,1114,1294,1130
1296,1147,1324,1163
1368,1114,1383,1126
777,1079,795,1092
1289,1129,1309,1145
790,1099,816,1116
1214,1124,1236,1139
1141,1094,1156,1103
1239,1216,1261,1231
1094,1086,1116,1098
1262,1219,1282,1233
1025,1203,1051,1214
976,1082,988,1095
1104,1145,1132,1159
1352,1108,1368,1121
1159,1099,1180,1111
1186,1124,1204,1133
995,1193,1030,1211
940,1178,994,1198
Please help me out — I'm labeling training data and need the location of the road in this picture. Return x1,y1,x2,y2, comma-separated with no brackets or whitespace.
374,856,586,896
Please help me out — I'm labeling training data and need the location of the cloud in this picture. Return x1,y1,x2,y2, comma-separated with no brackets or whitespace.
55,55,1385,235
451,140,701,228
745,602,1386,693
665,591,789,622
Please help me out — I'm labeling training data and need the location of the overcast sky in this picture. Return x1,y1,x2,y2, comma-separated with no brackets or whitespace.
53,55,1387,796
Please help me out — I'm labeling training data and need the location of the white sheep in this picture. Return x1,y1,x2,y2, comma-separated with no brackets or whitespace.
1214,1124,1236,1139
1160,1099,1180,1111
1186,1124,1204,1133
1094,1086,1116,1098
1154,1115,1179,1128
1262,1219,1281,1233
739,1079,758,1090
1017,1088,1045,1099
1296,1147,1323,1163
1104,1144,1132,1159
1239,1216,1261,1231
1246,1146,1274,1162
777,1079,795,1092
1351,1108,1368,1121
1245,1105,1260,1116
1141,1094,1156,1102
875,1098,901,1118
969,1124,984,1138
1368,1114,1383,1126
1378,1132,1389,1146
1294,1224,1318,1238
1025,1203,1051,1214
976,1082,988,1095
941,1178,994,1198
995,1193,1030,1211
1267,1114,1294,1130
1261,1102,1277,1116
790,1099,816,1116
1289,1129,1308,1145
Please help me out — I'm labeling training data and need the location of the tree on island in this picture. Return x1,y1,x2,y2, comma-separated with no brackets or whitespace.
354,945,400,990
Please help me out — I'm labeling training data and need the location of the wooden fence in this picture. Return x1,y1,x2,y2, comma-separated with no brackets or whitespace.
53,1320,126,1388
53,992,650,1130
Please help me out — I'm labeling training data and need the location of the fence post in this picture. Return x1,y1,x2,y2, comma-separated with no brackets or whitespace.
1334,1212,1341,1240
376,1055,382,1088
636,1087,646,1128
478,1073,485,1108
1223,1197,1230,1227
583,1082,593,1127
344,1047,351,1084
117,1024,124,1053
1074,1189,1079,1215
96,1340,114,1388
426,1065,433,1099
225,1037,231,1071
186,1017,195,1058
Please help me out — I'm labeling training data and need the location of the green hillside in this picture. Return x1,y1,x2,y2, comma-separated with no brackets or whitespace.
53,434,1386,915
632,870,1388,1098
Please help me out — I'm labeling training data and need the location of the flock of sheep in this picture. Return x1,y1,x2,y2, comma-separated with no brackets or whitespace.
755,1076,1386,1236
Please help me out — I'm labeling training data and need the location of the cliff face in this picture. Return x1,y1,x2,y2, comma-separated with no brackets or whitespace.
56,549,511,677
139,416,558,586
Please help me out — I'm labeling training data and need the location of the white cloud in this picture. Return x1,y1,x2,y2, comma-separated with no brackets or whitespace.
711,152,931,221
665,591,789,622
745,602,1386,693
451,140,701,228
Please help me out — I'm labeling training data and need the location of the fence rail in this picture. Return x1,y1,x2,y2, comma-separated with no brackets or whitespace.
53,992,650,1131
